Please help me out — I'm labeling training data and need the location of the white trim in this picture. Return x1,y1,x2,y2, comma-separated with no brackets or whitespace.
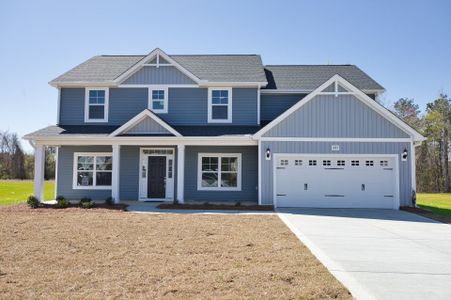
177,145,185,203
119,84,198,88
56,88,61,124
115,48,203,84
84,87,109,123
260,88,384,95
199,82,267,88
197,153,242,191
258,139,262,205
110,109,182,137
54,146,59,198
34,144,45,202
411,141,416,192
147,86,168,114
272,153,400,209
138,147,175,201
260,137,413,143
111,145,121,203
207,87,233,123
253,74,425,141
257,84,261,125
72,152,113,190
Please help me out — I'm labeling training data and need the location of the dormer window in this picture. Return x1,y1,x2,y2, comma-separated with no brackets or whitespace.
85,88,109,122
148,87,168,113
208,88,232,123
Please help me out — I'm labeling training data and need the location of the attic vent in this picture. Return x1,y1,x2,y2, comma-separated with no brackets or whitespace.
320,81,353,97
145,53,172,67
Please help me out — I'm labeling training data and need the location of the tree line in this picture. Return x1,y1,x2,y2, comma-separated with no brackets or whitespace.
391,94,450,193
0,131,54,180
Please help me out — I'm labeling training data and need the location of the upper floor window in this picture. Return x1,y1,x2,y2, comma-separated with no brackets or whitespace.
208,88,232,123
148,87,168,113
85,88,109,122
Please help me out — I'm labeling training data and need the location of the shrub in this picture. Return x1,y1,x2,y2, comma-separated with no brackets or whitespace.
105,196,113,206
55,196,69,209
235,201,241,207
173,199,179,205
81,201,95,209
79,197,92,205
27,195,39,208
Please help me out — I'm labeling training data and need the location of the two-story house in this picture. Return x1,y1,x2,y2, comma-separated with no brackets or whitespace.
24,48,424,209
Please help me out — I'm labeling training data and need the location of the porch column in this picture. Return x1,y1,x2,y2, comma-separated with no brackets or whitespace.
177,144,185,203
33,143,45,202
112,144,121,203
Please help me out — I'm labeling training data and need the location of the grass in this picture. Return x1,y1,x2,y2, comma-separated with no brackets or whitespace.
0,180,54,206
417,193,451,217
0,206,351,299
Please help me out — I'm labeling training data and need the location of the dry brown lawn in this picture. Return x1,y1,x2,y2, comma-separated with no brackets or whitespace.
0,205,351,299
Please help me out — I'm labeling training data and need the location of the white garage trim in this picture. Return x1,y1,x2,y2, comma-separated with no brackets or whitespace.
272,153,400,209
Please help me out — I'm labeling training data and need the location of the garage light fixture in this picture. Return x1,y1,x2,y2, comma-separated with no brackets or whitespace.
265,148,271,160
402,148,408,161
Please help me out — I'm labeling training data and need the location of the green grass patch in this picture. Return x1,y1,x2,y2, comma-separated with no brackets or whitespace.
0,180,55,206
417,193,451,217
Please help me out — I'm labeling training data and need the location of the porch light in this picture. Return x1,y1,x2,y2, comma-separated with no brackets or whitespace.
402,148,408,161
265,148,271,160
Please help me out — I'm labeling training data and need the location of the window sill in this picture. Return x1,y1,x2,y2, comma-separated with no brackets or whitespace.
72,186,112,190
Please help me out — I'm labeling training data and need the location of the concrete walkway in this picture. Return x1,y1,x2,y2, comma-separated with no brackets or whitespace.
278,208,451,300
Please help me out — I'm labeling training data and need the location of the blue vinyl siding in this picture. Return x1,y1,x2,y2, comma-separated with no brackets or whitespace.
56,145,113,200
263,94,409,138
260,93,307,121
259,141,412,206
59,87,258,126
119,146,140,200
184,146,258,202
123,66,196,85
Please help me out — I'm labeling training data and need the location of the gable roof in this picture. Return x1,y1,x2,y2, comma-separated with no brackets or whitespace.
50,49,268,87
110,109,182,137
264,65,384,92
254,74,424,141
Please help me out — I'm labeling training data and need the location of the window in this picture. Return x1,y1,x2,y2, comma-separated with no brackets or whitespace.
168,159,173,178
365,160,374,166
198,153,241,191
380,160,388,167
295,159,303,166
85,88,109,122
73,153,112,189
208,88,232,123
280,159,288,166
148,87,168,113
309,160,317,166
351,160,360,166
323,160,331,166
337,160,345,166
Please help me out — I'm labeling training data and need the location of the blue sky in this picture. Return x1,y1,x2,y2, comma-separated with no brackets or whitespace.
1,0,450,152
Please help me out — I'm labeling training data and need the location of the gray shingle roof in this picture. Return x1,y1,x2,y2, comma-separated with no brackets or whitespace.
264,65,384,91
50,54,267,84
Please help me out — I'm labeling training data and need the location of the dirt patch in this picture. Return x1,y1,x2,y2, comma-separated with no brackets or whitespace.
401,206,451,225
0,203,127,213
0,207,350,299
158,203,273,211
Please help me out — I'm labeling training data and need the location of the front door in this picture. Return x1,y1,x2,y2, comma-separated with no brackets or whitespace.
147,156,166,198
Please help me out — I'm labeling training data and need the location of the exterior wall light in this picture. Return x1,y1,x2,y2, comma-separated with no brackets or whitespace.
402,148,408,161
265,148,271,160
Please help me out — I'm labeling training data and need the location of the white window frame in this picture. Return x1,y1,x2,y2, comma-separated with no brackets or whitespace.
148,86,168,114
208,87,232,123
72,152,113,190
84,88,109,122
197,153,241,191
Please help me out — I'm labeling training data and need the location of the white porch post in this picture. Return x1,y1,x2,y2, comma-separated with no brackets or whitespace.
33,143,45,202
112,144,121,203
177,144,185,203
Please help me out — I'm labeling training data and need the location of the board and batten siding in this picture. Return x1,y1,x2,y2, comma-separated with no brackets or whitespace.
260,93,307,121
260,141,412,207
59,88,258,126
122,66,196,85
124,117,171,134
263,94,409,138
184,146,258,203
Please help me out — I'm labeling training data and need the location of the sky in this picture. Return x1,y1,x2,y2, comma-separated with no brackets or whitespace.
1,0,450,152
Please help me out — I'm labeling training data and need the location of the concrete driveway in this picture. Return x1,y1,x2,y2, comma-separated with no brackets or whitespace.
278,209,451,300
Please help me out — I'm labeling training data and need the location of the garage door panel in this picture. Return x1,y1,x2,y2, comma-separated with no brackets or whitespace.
275,155,397,209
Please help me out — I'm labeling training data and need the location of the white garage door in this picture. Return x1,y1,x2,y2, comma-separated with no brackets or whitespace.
275,155,398,209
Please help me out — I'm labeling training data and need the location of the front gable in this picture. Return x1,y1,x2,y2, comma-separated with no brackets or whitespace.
255,75,425,141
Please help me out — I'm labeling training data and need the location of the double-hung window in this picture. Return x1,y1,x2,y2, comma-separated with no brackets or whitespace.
198,153,241,191
73,152,112,189
149,87,168,113
85,88,109,122
208,88,232,123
